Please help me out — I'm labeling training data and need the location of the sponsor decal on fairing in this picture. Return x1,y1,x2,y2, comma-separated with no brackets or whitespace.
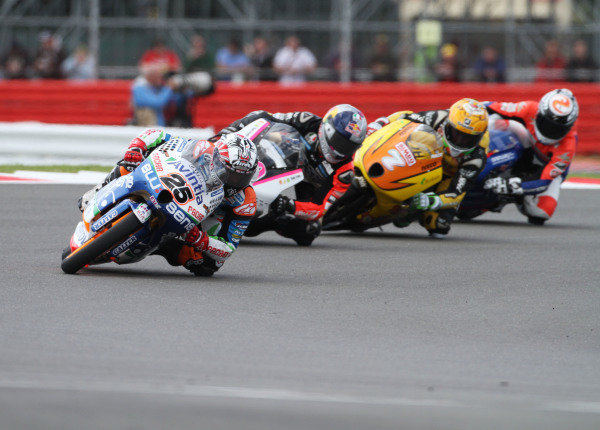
111,234,139,257
394,141,416,166
132,203,151,223
92,208,119,232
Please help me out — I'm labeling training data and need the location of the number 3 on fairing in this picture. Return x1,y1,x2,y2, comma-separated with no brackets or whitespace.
160,173,194,204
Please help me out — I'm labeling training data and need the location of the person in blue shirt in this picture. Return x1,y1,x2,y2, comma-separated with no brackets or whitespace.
473,46,506,83
131,64,177,126
215,39,252,81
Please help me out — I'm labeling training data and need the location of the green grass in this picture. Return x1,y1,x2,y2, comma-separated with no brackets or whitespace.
568,171,600,179
0,164,111,173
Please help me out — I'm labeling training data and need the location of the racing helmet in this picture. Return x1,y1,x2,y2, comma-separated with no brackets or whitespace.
317,104,367,163
534,89,578,145
442,98,488,157
213,133,258,191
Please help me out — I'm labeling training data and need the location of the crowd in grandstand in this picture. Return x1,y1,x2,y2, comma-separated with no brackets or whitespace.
0,31,597,84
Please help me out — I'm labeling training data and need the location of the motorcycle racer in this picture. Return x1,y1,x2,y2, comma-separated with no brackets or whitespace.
76,129,258,276
483,88,578,224
215,104,367,245
366,98,489,237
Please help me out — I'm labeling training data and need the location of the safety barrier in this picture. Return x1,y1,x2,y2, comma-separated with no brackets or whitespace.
1,80,599,154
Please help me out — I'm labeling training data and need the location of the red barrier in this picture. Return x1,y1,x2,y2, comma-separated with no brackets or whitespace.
1,80,599,154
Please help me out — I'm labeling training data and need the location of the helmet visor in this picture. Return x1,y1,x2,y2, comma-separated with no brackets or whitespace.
443,122,483,152
319,128,360,163
211,147,228,185
535,113,571,142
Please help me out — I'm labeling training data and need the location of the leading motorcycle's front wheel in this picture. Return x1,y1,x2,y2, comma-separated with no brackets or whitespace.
61,211,143,274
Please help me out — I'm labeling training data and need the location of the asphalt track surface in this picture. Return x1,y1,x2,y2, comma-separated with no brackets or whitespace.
1,184,599,430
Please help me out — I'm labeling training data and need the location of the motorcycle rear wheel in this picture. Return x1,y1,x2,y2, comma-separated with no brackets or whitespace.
61,211,142,274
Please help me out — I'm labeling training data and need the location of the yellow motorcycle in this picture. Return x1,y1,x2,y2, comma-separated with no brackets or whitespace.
323,119,444,232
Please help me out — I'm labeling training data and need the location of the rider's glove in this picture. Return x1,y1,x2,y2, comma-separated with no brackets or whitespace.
366,117,390,137
270,195,296,216
410,192,442,211
119,138,147,172
184,226,209,252
483,177,523,195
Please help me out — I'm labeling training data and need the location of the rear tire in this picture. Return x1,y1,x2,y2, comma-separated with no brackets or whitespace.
61,211,142,274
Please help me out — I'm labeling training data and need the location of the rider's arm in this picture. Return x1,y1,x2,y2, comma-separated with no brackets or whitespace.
436,145,488,209
485,101,537,126
203,186,257,268
291,162,355,221
118,129,171,172
217,110,322,137
367,110,448,136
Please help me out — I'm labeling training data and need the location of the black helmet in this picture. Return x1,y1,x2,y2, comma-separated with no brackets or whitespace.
534,89,578,145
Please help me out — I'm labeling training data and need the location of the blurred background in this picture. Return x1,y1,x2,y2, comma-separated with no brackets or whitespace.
1,0,600,157
1,0,598,83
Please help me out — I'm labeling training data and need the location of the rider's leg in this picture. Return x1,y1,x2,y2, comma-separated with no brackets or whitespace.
519,176,562,223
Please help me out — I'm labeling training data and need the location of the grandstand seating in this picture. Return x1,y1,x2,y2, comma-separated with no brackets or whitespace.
0,80,598,153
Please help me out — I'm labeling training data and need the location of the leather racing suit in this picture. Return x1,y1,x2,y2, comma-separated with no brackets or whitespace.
216,110,355,245
485,101,577,221
369,110,489,235
81,129,256,276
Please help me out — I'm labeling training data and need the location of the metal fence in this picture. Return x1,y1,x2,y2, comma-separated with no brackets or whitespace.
1,0,599,82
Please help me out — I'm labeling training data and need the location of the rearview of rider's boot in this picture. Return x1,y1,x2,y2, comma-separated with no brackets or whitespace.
77,166,124,212
78,183,103,212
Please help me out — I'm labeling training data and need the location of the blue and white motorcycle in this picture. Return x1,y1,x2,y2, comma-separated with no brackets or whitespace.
456,115,532,220
61,126,302,274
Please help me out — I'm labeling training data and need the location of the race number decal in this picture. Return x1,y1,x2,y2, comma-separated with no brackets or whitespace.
160,173,194,205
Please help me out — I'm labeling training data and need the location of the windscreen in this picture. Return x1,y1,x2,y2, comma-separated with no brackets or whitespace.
180,140,224,192
256,123,303,170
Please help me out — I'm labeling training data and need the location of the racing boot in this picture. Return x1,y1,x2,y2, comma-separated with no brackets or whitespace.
78,183,103,212
420,210,451,238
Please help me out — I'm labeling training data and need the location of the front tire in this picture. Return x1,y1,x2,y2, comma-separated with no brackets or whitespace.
61,211,143,274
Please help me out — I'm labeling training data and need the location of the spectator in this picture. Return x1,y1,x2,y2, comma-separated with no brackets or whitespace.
434,43,461,82
566,39,597,82
184,34,215,73
273,35,316,85
61,44,96,80
368,34,396,81
215,38,252,81
131,64,177,126
473,46,505,83
1,41,30,79
139,38,181,73
535,39,566,82
249,36,275,81
32,31,65,79
325,42,360,81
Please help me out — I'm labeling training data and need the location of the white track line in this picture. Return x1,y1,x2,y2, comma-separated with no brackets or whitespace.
0,377,599,414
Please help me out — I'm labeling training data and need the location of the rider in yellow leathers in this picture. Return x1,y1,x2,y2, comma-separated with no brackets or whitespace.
366,98,489,237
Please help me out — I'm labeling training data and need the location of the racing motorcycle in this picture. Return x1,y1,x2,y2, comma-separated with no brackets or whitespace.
60,126,301,274
237,118,304,218
323,119,444,232
456,116,530,221
234,118,318,244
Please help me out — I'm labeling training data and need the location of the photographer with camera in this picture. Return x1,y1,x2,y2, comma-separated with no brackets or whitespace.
132,64,214,127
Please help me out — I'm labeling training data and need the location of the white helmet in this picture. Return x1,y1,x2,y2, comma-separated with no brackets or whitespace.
534,89,578,145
